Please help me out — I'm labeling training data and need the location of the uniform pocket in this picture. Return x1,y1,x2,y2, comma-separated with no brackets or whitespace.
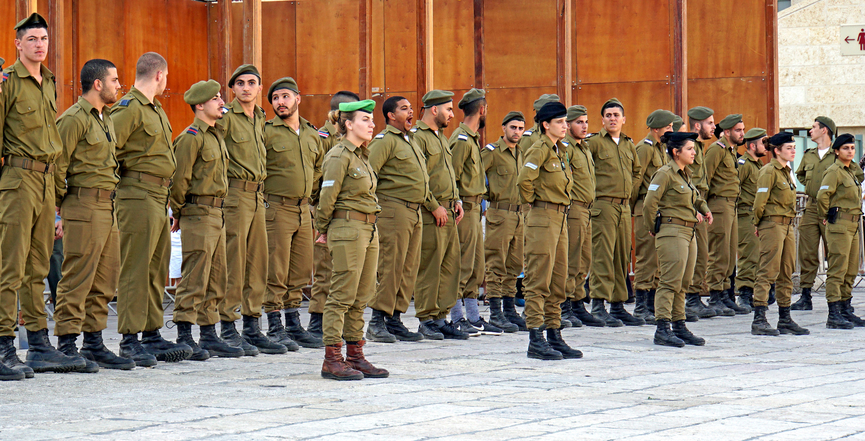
328,226,360,272
15,100,39,132
0,167,23,191
486,208,506,226
200,145,219,162
143,123,162,137
542,160,561,173
61,204,93,256
526,211,550,227
85,130,102,145
496,166,512,176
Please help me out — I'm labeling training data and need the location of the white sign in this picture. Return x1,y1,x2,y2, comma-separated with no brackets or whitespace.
840,24,865,56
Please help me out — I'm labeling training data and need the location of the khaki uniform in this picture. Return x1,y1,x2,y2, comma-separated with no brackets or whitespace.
450,123,486,300
367,125,429,314
518,134,572,329
752,159,797,308
111,86,175,335
481,137,525,299
0,61,63,336
816,162,863,303
262,116,322,312
413,121,461,322
631,135,666,291
315,139,380,346
170,118,229,326
687,140,710,295
704,136,740,292
642,162,709,321
310,120,339,314
564,134,594,301
517,124,542,153
216,100,268,321
585,129,641,303
53,97,120,336
736,153,762,290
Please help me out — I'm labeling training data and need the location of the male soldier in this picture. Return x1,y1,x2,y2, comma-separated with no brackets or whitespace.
736,128,767,311
518,94,561,155
170,80,242,360
308,90,360,338
586,98,643,327
704,114,748,315
261,77,323,349
52,59,135,372
630,110,677,326
216,65,285,355
364,96,428,342
111,52,191,364
481,111,526,333
672,115,685,133
412,90,467,340
0,59,20,382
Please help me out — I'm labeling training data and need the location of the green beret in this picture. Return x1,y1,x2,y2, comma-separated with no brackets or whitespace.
502,111,525,126
744,128,767,141
687,106,714,121
815,116,837,136
646,109,677,129
533,94,560,112
567,105,587,122
184,80,221,106
718,114,743,130
228,64,261,88
0,57,4,69
458,88,486,109
672,115,684,132
339,99,375,113
14,13,47,31
422,90,454,107
267,77,299,104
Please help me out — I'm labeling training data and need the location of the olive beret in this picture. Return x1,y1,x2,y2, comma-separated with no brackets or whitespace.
744,128,767,141
832,133,855,150
601,97,624,115
183,80,221,106
533,94,560,111
687,106,714,120
646,109,677,129
15,13,47,31
228,64,261,88
567,105,587,122
672,115,684,132
267,77,299,104
422,90,454,107
0,57,5,68
502,111,525,126
535,102,568,124
768,132,794,146
458,88,486,109
815,116,837,136
718,114,743,130
339,99,375,113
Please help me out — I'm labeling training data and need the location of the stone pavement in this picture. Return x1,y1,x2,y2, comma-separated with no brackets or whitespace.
3,293,865,441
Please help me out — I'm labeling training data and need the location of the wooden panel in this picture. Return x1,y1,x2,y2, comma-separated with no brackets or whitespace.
432,0,473,90
485,87,556,135
687,0,766,79
164,0,209,138
439,88,469,139
296,0,360,95
382,0,417,93
294,94,335,130
483,0,557,89
687,77,769,134
0,0,16,65
261,0,296,99
575,0,672,84
370,0,384,94
230,2,243,71
574,81,674,135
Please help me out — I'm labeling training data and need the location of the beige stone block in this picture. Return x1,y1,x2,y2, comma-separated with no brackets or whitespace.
782,3,829,28
780,86,808,105
828,6,864,24
780,104,821,129
809,26,837,46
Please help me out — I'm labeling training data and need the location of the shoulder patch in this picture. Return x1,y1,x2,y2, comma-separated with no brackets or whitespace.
738,157,746,165
1,72,8,81
644,139,653,145
485,143,495,151
318,130,329,139
586,133,597,139
374,133,385,140
457,134,468,141
410,127,418,133
562,141,569,147
118,99,131,107
186,126,199,136
523,130,533,136
715,141,725,147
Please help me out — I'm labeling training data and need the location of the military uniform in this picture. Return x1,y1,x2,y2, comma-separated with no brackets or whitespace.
704,135,740,300
736,152,762,295
564,133,594,302
631,135,667,293
310,120,340,316
687,139,710,297
816,162,862,305
752,158,797,308
450,122,486,303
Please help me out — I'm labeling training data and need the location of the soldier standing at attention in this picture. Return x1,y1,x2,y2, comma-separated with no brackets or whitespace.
518,94,561,155
735,128,767,311
0,56,21,381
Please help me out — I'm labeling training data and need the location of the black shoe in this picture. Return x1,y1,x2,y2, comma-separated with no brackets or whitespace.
591,299,623,327
418,320,444,340
25,329,87,373
751,306,780,336
488,298,519,333
708,290,735,316
366,309,397,343
199,324,244,358
80,331,136,370
0,335,34,378
266,311,300,351
685,311,699,322
285,310,325,348
385,311,424,341
841,299,865,327
440,321,470,340
527,328,563,360
610,302,644,326
546,328,582,359
653,320,685,347
724,288,750,315
737,287,754,314
0,358,24,380
175,322,210,361
646,289,656,314
672,320,705,346
827,301,855,329
790,288,812,311
307,312,323,339
777,306,810,335
455,318,481,337
221,320,259,357
141,329,192,362
573,300,604,327
470,317,504,335
119,334,158,367
502,296,528,331
242,315,288,354
560,300,583,328
57,334,99,373
633,290,656,325
686,293,717,318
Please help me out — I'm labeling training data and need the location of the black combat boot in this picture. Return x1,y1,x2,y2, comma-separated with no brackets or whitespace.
545,328,582,359
176,321,210,361
242,315,288,354
80,331,136,370
707,290,735,316
591,299,623,327
653,320,684,347
365,309,397,343
751,306,780,336
141,329,192,362
119,334,158,367
285,310,325,348
790,287,812,311
0,335,34,378
385,311,425,341
199,324,244,358
559,300,582,328
737,287,754,313
527,328,563,360
777,306,810,335
610,301,644,326
827,301,855,329
0,359,24,380
686,293,717,318
633,290,656,325
646,289,656,314
25,329,86,373
502,296,527,331
841,299,865,327
221,320,259,357
57,334,99,373
488,298,519,333
671,320,705,346
573,300,604,327
724,287,750,315
266,311,299,350
307,312,323,339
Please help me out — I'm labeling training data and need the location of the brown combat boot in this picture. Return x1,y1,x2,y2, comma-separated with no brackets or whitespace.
321,343,363,381
345,340,389,378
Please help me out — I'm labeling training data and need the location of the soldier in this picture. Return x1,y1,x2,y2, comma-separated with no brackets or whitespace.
412,90,467,340
586,98,643,327
735,128,767,311
111,52,192,365
480,111,526,333
364,96,427,343
518,94,561,155
52,59,135,372
0,56,21,380
316,99,388,381
261,77,324,349
216,65,286,356
169,80,243,359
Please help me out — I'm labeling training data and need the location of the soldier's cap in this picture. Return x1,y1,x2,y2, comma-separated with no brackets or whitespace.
660,131,698,145
532,94,560,112
832,133,855,150
228,64,260,88
422,90,454,108
567,105,587,122
815,116,837,136
718,114,743,130
0,57,4,69
646,109,677,129
535,102,568,123
339,99,375,114
744,128,767,141
267,77,299,104
14,13,47,31
502,111,525,126
672,115,684,132
767,132,795,146
600,97,624,115
458,88,486,109
687,106,714,120
184,80,221,106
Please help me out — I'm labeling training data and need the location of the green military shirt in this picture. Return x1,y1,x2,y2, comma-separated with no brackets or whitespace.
703,136,740,199
642,160,710,235
169,118,229,214
481,137,522,204
517,134,572,206
319,119,340,154
517,123,542,154
0,60,62,164
816,162,863,217
110,86,175,179
218,99,266,182
689,139,709,194
585,128,641,199
795,147,864,200
564,134,595,205
368,124,430,205
411,121,459,211
631,134,667,207
449,122,486,198
263,116,323,199
736,152,762,215
753,158,797,223
315,139,379,233
54,97,119,202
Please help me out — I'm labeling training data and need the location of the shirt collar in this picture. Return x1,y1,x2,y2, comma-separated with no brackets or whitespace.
12,59,54,82
129,86,161,109
458,122,479,139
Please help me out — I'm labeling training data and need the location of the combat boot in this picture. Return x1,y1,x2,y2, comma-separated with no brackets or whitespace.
502,296,527,331
591,299,623,327
686,293,717,318
724,287,750,315
671,320,705,346
777,306,810,335
737,287,754,313
768,284,776,305
790,287,812,311
221,320,258,357
199,324,244,358
707,290,735,316
175,321,210,361
545,328,582,359
365,309,397,343
25,329,86,373
285,310,325,348
141,329,192,362
307,312,323,339
527,328,563,360
653,320,684,347
646,289,656,314
418,320,444,340
80,331,136,370
0,335,34,378
633,290,656,325
751,306,780,336
559,300,582,327
57,334,99,373
242,315,288,354
827,301,855,329
685,311,699,322
321,343,363,381
841,299,865,327
610,302,644,326
488,298,519,333
0,358,24,380
385,311,424,341
573,300,604,327
345,340,389,378
119,334,158,367
266,311,299,350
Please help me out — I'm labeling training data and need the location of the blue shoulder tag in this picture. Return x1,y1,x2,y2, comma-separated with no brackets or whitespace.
523,130,533,136
485,143,495,151
457,134,468,141
118,99,131,107
186,126,199,136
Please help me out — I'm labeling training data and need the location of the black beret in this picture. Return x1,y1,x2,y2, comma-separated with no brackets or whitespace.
768,132,795,146
661,131,698,145
535,102,568,124
832,133,855,150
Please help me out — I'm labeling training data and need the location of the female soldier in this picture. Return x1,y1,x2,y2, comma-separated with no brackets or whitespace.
816,134,865,329
642,132,713,347
314,99,388,380
751,132,809,336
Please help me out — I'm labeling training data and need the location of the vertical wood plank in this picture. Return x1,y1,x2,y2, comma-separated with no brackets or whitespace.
359,0,372,99
16,0,36,20
416,0,430,97
208,0,232,99
765,0,778,133
48,0,70,110
670,0,685,116
473,0,483,91
243,0,262,104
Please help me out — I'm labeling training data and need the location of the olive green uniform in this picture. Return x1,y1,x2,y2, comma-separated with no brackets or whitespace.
642,161,709,321
450,123,486,300
315,139,380,346
310,120,339,315
53,97,120,336
564,134,594,301
816,163,863,303
518,124,542,153
111,87,175,335
736,153,762,290
704,136,740,292
216,100,268,321
413,121,461,322
687,140,710,295
585,129,641,303
752,158,797,308
631,135,666,291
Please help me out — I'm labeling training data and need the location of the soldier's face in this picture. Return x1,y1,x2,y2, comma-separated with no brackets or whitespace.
232,74,261,104
347,111,375,142
728,122,746,145
809,122,825,142
569,115,588,139
696,116,715,139
776,143,796,162
98,67,121,105
656,124,673,138
503,120,525,144
545,117,568,140
602,107,625,133
434,103,454,128
836,144,856,163
272,90,300,118
751,136,767,157
15,28,48,64
200,93,226,120
389,99,413,132
677,141,696,165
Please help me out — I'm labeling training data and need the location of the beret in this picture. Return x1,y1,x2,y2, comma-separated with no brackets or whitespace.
458,88,485,109
646,109,677,129
533,94,560,111
832,133,855,150
535,102,568,124
744,128,767,141
502,111,525,126
567,105,587,122
718,114,743,130
339,99,375,113
267,77,299,104
687,106,714,120
768,132,795,146
15,13,47,31
228,64,260,88
672,115,684,132
183,80,221,106
601,97,624,115
815,116,837,136
0,57,4,68
422,90,454,107
661,131,698,145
